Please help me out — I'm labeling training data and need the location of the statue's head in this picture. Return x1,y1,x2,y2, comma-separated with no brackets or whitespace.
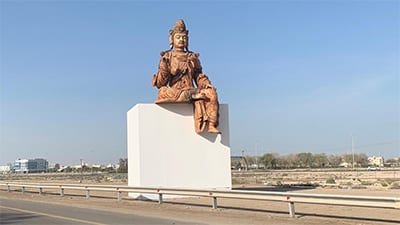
169,19,189,51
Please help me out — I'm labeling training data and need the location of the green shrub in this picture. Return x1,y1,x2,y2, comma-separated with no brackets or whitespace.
390,182,400,189
360,180,373,185
326,178,336,184
231,178,241,185
384,179,394,185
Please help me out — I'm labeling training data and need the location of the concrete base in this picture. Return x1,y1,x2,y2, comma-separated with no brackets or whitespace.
127,103,231,199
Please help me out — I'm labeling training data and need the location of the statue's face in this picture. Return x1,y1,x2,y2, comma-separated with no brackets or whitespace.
173,32,188,49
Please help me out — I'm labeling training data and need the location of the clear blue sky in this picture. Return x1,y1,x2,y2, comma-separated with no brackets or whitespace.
1,0,399,165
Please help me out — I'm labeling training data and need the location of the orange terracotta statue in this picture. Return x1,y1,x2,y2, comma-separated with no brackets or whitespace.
152,19,220,134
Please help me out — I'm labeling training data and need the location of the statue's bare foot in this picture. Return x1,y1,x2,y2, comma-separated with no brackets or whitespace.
208,124,221,134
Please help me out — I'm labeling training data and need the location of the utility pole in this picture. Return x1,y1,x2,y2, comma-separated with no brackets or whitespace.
80,159,83,183
241,150,247,171
255,142,258,169
351,135,355,170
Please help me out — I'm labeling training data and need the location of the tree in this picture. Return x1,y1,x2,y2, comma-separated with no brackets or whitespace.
275,154,296,169
355,153,368,167
261,153,278,169
313,153,328,168
48,163,61,173
118,158,128,173
245,156,256,165
327,155,342,167
80,165,90,173
342,153,368,167
54,163,60,171
64,166,73,173
295,153,314,168
386,158,400,167
342,154,354,165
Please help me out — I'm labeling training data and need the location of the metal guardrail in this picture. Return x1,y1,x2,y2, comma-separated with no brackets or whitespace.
1,182,399,217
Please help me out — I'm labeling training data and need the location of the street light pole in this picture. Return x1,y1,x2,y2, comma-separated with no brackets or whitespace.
352,135,355,170
255,142,258,169
80,159,83,183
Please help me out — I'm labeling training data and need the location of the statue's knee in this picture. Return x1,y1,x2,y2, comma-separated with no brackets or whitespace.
202,89,218,101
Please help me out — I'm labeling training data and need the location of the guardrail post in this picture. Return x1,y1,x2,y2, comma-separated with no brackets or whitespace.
212,196,218,209
39,187,43,195
288,202,295,218
158,193,163,205
86,188,90,199
395,198,400,209
117,191,122,201
21,186,25,194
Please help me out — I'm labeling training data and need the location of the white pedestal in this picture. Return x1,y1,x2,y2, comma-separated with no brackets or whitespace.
127,103,231,199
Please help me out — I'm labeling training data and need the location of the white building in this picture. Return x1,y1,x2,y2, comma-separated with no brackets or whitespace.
0,165,11,174
14,159,29,173
368,156,384,167
14,158,48,173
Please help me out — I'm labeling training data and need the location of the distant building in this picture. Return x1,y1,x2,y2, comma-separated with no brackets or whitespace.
339,162,350,168
0,165,11,174
14,158,49,173
368,156,384,167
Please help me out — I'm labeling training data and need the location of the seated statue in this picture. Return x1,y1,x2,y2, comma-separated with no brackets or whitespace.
152,19,221,134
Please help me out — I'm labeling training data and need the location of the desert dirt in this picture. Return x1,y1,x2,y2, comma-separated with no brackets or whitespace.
1,169,399,225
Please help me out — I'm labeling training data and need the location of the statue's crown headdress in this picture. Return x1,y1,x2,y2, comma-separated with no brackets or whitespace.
169,19,189,50
170,19,188,34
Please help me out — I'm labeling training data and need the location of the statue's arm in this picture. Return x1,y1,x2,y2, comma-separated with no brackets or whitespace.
192,54,213,89
196,73,213,89
152,52,170,88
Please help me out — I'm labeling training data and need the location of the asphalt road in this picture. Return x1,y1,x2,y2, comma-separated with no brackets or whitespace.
0,197,206,225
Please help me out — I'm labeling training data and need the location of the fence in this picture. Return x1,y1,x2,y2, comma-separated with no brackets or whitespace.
1,182,399,218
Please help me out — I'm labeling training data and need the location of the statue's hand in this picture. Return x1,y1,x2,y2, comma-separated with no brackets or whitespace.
151,74,157,87
204,84,214,89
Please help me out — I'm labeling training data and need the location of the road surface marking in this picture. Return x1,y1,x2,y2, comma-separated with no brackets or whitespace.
0,205,107,225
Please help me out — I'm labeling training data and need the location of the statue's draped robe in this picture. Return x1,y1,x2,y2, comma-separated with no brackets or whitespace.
152,50,219,133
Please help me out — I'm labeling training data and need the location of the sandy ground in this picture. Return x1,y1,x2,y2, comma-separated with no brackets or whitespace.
1,183,399,225
232,169,400,187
